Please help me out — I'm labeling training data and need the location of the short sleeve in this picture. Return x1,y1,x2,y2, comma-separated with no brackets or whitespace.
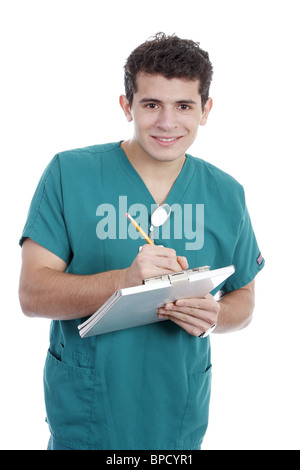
222,191,265,292
19,155,73,265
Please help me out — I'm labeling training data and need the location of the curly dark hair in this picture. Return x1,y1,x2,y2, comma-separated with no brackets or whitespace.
124,32,213,109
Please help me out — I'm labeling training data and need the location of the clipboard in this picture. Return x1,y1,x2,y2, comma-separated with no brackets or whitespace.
78,265,235,338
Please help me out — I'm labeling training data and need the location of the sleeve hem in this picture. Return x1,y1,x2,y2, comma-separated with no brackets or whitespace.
19,231,72,266
222,259,265,292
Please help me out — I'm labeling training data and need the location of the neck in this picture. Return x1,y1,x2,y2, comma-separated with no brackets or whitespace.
121,140,186,205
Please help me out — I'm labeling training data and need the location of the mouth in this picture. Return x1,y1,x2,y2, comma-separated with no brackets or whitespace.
152,136,182,146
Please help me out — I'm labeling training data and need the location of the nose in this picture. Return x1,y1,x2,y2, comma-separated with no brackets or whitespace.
156,107,178,131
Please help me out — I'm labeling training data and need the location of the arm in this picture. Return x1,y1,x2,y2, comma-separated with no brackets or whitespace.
158,280,255,336
19,238,188,320
215,280,255,333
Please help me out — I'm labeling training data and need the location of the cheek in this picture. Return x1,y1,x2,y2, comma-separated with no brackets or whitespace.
187,118,201,136
133,114,156,135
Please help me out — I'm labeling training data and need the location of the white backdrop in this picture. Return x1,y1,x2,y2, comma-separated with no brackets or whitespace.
1,0,299,450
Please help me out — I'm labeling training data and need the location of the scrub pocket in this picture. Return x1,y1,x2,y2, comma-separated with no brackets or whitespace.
44,349,96,449
177,365,212,449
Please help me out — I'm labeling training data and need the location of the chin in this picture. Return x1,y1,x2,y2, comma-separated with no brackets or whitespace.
149,152,184,163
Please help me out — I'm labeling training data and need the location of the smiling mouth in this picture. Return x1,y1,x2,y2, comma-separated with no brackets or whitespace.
152,136,182,145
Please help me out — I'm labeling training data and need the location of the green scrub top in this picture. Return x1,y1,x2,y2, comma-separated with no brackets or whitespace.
20,142,264,450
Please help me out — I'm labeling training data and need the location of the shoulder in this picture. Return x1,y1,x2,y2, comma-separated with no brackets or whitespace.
186,154,245,201
51,142,122,182
56,141,121,164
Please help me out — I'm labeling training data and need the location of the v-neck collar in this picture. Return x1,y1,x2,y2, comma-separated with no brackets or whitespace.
115,141,196,207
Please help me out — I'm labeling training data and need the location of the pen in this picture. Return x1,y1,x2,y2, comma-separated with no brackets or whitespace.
126,213,155,245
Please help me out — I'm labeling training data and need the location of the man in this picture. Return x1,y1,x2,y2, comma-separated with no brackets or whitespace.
19,33,264,450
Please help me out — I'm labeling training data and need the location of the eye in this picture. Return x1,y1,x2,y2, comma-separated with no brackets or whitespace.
178,104,191,111
146,103,159,109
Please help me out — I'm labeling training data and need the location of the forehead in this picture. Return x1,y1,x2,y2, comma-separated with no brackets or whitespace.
134,73,201,103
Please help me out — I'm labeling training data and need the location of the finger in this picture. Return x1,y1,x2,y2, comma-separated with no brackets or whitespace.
140,246,182,272
158,308,213,331
141,245,177,259
163,305,215,323
177,256,189,270
175,298,220,316
153,259,183,273
160,315,209,337
153,256,183,272
175,298,206,309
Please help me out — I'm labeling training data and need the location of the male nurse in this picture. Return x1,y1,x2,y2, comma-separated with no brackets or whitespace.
19,33,264,450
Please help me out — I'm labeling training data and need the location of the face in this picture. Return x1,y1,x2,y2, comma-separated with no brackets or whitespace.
120,73,212,164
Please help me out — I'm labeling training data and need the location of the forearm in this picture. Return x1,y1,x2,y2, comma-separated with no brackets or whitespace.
20,267,128,320
214,282,255,334
19,241,188,321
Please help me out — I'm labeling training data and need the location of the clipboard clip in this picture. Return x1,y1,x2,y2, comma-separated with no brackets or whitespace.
143,266,211,286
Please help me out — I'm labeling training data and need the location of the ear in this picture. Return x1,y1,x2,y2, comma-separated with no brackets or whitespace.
119,95,133,122
200,98,213,126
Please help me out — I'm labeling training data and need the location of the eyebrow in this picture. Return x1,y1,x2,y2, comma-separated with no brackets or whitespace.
138,98,197,105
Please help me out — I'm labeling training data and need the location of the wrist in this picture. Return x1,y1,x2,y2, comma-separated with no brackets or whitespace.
116,267,133,290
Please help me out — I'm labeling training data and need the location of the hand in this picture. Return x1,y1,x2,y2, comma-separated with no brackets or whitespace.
158,294,220,337
123,244,189,288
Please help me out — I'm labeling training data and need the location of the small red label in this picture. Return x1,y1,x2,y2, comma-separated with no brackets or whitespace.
256,252,264,266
